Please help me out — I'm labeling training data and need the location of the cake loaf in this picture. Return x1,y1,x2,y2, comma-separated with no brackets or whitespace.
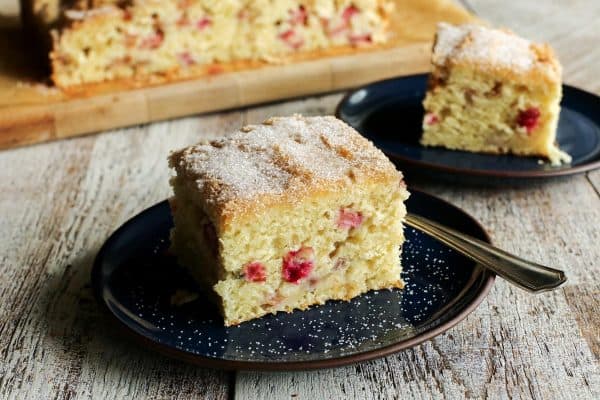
168,115,409,326
21,0,393,88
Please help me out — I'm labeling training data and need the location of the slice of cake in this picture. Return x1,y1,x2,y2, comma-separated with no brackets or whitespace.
168,115,409,326
421,23,571,165
22,0,393,88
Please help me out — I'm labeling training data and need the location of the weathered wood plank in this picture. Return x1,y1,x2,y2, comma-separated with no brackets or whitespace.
563,283,600,362
0,139,96,400
0,113,244,399
588,171,600,197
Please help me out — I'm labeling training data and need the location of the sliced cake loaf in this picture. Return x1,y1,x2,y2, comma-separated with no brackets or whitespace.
421,23,570,165
22,0,393,88
168,115,409,326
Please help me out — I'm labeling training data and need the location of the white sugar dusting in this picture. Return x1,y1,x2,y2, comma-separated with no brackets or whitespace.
189,145,292,201
170,115,399,207
433,23,536,71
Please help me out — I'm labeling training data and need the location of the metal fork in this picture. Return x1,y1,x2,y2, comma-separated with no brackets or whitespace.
405,214,567,293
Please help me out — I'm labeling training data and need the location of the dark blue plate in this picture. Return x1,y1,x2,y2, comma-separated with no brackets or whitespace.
336,74,600,183
92,190,494,370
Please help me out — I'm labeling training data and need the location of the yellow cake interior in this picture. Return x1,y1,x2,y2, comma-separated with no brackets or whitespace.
421,65,566,162
170,175,408,326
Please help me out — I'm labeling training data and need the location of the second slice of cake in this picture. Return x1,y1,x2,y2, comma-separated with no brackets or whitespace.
169,115,409,326
421,23,571,165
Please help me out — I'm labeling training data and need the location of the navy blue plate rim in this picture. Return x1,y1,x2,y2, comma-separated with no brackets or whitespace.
335,74,600,179
92,189,495,371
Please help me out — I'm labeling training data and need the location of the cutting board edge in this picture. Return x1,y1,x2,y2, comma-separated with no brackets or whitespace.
0,42,431,150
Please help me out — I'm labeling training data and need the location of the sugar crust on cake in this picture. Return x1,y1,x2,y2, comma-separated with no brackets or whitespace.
432,23,561,84
169,115,403,229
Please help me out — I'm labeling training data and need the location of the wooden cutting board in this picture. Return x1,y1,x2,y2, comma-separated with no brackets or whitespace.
0,0,476,150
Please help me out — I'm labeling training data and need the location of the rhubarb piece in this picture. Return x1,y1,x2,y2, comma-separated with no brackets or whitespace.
424,113,439,126
243,262,267,283
517,107,541,133
282,247,315,283
337,208,363,229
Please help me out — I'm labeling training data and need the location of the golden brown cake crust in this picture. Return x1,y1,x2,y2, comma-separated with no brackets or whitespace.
432,23,561,85
169,115,404,230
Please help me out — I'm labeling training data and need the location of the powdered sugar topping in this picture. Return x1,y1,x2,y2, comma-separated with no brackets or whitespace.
170,115,400,213
433,23,538,71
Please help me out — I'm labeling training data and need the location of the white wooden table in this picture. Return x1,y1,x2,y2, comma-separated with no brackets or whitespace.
1,1,599,399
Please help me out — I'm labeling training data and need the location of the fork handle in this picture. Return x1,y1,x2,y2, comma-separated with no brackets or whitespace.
405,214,567,293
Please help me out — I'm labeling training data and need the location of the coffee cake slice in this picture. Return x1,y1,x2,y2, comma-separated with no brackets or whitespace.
421,23,570,165
168,115,409,326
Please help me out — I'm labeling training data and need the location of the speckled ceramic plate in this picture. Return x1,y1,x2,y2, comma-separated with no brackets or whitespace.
336,74,600,184
92,190,494,370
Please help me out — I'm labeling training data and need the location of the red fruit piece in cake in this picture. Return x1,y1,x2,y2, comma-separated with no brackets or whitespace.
282,246,315,283
243,262,267,282
279,29,304,49
424,113,439,125
140,30,164,49
290,6,308,25
327,5,360,36
196,17,212,30
337,208,363,229
349,33,372,45
342,5,359,23
178,51,195,66
279,29,294,41
517,107,541,133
